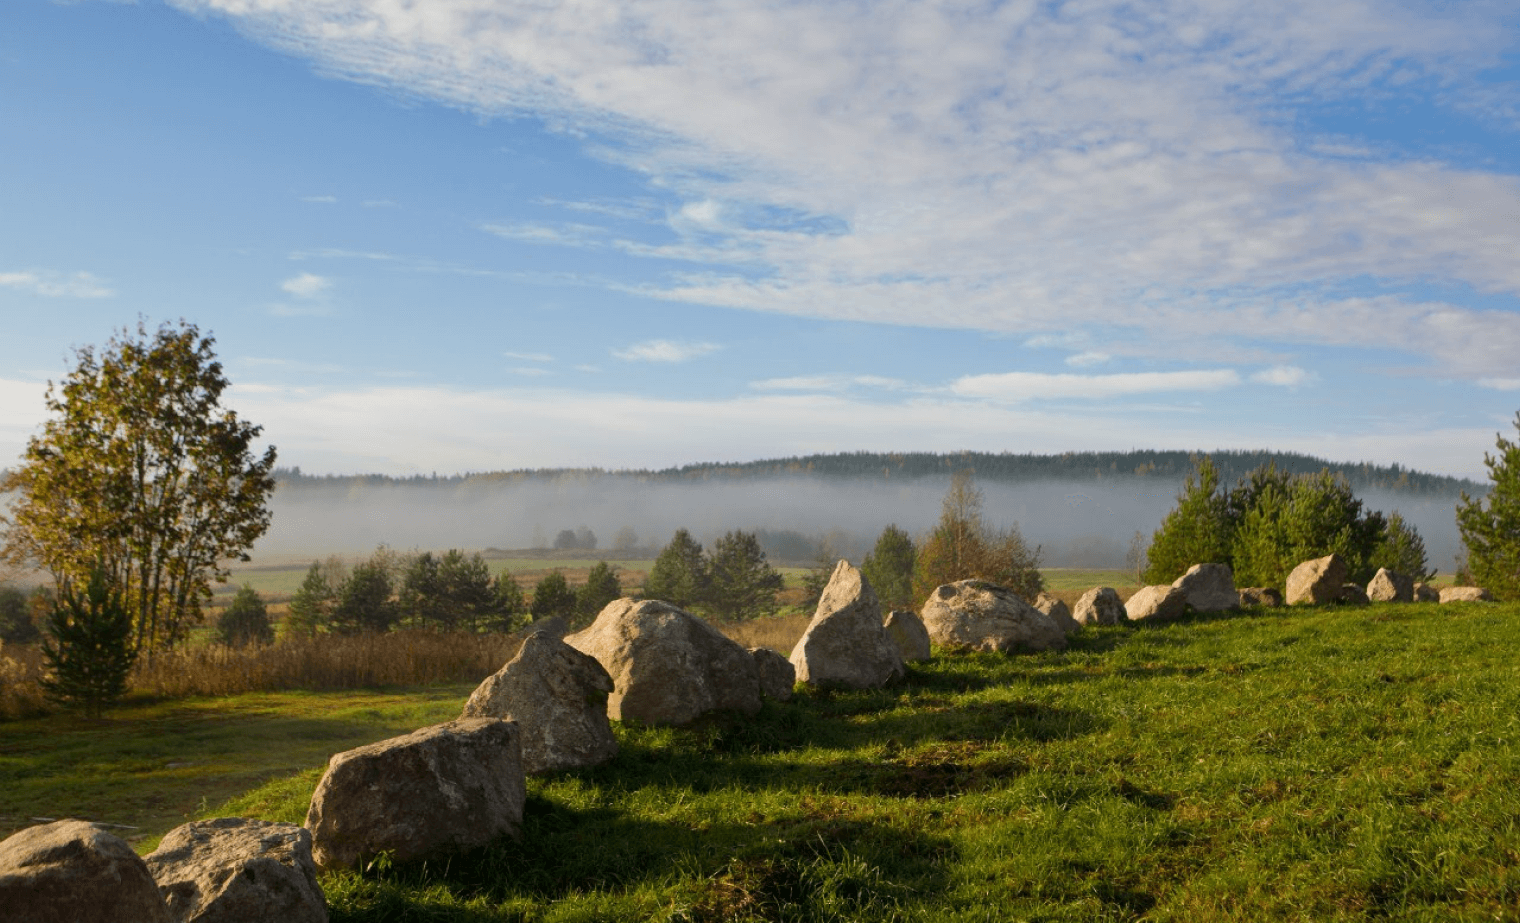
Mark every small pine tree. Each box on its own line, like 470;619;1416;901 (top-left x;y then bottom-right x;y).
40;568;137;718
1141;456;1231;584
644;529;708;607
531;570;578;621
702;530;784;622
286;560;339;638
575;562;622;627
1372;511;1433;581
861;525;916;611
486;572;526;632
331;557;398;634
215;585;273;648
1456;412;1520;601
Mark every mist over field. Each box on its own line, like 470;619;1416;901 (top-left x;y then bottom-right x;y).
252;475;1468;572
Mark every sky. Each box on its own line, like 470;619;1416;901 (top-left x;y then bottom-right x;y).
3;0;1520;479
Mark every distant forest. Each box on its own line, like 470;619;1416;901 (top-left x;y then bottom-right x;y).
273;449;1481;497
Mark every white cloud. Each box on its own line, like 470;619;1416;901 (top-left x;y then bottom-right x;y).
751;374;909;393
0;270;114;298
1478;378;1520;391
481;222;607;247
1251;365;1316;387
281;273;331;298
951;370;1242;402
612;339;721;363
503;351;554;362
301;195;337;203
1065;352;1111;368
175;0;1520;379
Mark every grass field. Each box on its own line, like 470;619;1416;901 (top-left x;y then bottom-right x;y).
5;598;1518;920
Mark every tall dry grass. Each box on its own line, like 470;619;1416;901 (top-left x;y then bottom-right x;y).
0;630;523;719
717;611;813;654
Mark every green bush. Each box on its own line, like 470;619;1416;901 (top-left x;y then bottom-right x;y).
1456;412;1520;600
575;562;622;627
530;571;577;622
215;585;273;648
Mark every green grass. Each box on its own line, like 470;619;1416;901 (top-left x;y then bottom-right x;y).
9;601;1520;919
1041;568;1136;591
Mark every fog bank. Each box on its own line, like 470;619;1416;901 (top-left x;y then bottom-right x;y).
254;475;1466;572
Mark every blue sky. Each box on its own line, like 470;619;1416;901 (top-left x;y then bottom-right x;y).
3;0;1519;478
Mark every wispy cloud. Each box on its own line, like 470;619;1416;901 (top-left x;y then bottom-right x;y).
612;339;721;363
751;374;910;393
281;272;331;298
177;0;1520;381
951;370;1243;402
503;351;554;362
0;270;113;298
481;222;607;247
1065;352;1112;368
300;195;337;204
1251;366;1317;387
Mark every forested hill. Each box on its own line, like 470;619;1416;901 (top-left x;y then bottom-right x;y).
274;449;1481;496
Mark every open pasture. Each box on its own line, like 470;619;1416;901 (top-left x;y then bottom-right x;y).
6;598;1520;920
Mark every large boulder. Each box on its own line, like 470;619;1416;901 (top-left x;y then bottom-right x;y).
1238;587;1284;608
1439;586;1495;603
1125;585;1189;622
305;718;525;872
918;580;1068;653
883;610;932;662
790;561;905;689
1033;592;1079;634
1286;554;1348;605
460;631;618;775
145;818;325;922
749;647;796;701
1170;564;1237;612
0;820;172;922
566;598;761;725
1072;587;1126;626
1366;568;1414;603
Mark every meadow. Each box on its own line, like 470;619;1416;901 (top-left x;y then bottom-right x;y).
4;596;1517;921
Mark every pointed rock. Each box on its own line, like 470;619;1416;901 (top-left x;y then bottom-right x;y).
1366;568;1414;603
883;610;932;662
1286;554;1348;605
790;561;905;689
1072;587;1126;626
1170;563;1237;612
461;631;617;774
1034;592;1079;633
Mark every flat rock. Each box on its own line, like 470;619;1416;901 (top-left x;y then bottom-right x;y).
305;718;525;872
1124;585;1189;622
1366;568;1414;603
1238;587;1283;608
883;610;932;662
1286;554;1348;605
749;647;796;701
1439;586;1495;603
790;561;904;689
145;818;325;922
1170;563;1237;612
918;580;1068;653
1033;592;1079;634
0;820;171;922
460;631;617;774
1072;587;1126;626
566;598;760;725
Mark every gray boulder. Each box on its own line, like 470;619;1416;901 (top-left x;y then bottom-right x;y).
1072;587;1126;626
1439;586;1495;603
790;561;905;689
566;598;761;725
1286;554;1348;605
1413;582;1440;602
460;631;617;774
145;818;325;922
1366;568;1414;603
1238;587;1283;607
749;647;796;701
1124;585;1189;622
1171;563;1238;612
1340;583;1370;605
1033;592;1079;634
305;718;525;872
0;820;171;922
883;610;932;662
919;580;1067;653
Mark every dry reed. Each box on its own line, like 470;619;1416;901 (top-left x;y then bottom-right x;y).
717;611;813;654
